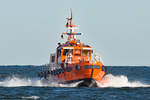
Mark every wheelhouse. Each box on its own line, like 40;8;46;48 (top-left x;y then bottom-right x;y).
60;46;92;63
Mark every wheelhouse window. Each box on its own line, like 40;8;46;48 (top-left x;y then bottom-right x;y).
74;49;81;56
63;49;73;56
82;50;91;56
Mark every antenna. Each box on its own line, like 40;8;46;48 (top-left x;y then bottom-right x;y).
62;9;81;41
70;8;72;20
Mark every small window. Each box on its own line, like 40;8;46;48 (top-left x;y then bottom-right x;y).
63;49;73;56
75;65;80;70
82;50;90;56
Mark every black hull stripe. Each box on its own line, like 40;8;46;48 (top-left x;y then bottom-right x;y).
59;78;94;84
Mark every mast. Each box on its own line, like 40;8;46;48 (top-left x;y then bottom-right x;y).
62;9;81;41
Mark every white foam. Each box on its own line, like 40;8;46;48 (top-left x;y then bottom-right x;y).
0;76;80;87
0;74;149;88
97;74;150;88
22;96;40;99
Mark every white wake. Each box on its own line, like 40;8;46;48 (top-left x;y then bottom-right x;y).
97;74;150;88
22;96;40;99
0;74;149;88
0;76;80;87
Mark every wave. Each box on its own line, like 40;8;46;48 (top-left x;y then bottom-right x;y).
0;74;149;88
97;74;150;88
22;96;40;99
0;76;80;87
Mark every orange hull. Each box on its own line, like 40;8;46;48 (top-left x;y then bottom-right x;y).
40;62;106;87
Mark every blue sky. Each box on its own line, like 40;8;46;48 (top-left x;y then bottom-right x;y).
0;0;150;65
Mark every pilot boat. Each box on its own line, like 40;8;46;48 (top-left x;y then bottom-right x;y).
39;10;106;87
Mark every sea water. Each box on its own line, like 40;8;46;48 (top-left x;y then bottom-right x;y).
0;65;150;100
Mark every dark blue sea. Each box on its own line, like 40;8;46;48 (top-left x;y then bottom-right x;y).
0;65;150;100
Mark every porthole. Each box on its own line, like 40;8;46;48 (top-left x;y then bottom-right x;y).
75;65;80;70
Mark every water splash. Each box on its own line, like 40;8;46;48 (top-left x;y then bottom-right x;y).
97;74;150;88
0;76;80;87
22;96;40;99
0;74;149;88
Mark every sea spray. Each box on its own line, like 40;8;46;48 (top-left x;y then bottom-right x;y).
0;76;81;87
22;96;40;99
0;74;150;88
97;74;150;88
